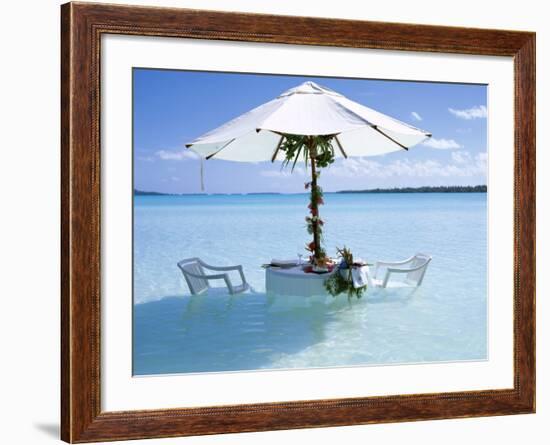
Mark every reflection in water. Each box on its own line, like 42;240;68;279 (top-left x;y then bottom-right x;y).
133;287;452;375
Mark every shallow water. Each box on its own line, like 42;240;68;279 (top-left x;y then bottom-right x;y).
133;193;487;375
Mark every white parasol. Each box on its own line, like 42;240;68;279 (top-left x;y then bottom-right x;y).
185;80;431;264
186;81;431;161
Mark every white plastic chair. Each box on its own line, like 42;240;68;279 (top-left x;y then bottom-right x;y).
177;257;249;295
371;253;432;288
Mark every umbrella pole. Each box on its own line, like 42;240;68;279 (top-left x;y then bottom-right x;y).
308;137;321;263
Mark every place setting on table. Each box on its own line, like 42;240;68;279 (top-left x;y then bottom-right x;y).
262;247;372;299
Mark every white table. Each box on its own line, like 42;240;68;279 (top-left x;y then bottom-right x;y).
265;265;372;297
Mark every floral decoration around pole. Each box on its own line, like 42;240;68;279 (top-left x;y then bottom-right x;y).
278;134;336;267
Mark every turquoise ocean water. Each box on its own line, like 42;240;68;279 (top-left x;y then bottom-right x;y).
133;193;487;375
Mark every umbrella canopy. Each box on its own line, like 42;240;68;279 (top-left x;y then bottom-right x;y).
186;81;431;161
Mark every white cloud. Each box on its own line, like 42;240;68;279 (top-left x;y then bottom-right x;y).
448;105;487;120
156;148;199;161
422;138;462;149
326;152;487;180
260;166;306;178
136;155;155;162
451;151;471;164
260;170;292;178
411;111;422;121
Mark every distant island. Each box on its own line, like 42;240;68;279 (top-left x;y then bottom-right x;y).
135;185;487;196
134;189;174;196
337;185;487;194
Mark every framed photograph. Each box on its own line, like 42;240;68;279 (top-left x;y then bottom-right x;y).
61;2;535;442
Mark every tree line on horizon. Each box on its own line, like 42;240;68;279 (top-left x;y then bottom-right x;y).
337;185;487;194
134;185;487;196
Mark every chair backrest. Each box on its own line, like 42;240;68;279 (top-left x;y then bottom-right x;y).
406;253;432;285
177;258;208;295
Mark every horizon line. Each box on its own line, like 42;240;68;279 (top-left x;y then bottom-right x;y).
134;184;488;196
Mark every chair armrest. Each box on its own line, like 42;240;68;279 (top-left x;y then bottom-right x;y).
375;257;415;268
183;271;230;281
374;261;403;279
387;262;429;274
182;270;236;293
201;263;247;286
381;263;429;287
374;257;415;279
200;262;242;272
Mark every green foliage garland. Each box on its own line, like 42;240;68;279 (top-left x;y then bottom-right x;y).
324;246;367;299
279;135;337;171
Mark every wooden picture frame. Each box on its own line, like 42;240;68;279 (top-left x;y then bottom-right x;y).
61;2;535;442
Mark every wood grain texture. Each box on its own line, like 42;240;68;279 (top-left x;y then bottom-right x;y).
60;2;536;442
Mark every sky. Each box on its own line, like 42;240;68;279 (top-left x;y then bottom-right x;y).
133;69;487;194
